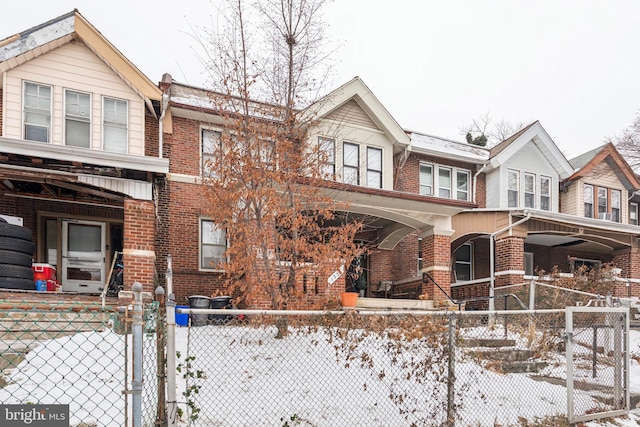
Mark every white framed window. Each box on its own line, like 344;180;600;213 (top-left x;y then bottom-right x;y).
454;243;473;282
456;170;470;201
200;219;227;270
438;167;452;198
524;173;535;209
23;82;52;142
64;90;91;148
419;163;433;196
343;142;359;185
540;176;551;211
202;129;222;178
611;189;621;222
508;169;519;208
597;187;608;219
103;97;128;153
366;147;382;188
630;202;638;225
524;252;534;276
584;184;594;218
318;137;335;180
571;257;601;272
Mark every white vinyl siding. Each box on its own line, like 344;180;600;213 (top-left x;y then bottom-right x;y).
23;82;52;142
5;43;143;154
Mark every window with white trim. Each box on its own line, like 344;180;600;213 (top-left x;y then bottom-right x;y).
419;163;433;196
597;187;607;219
64;90;91;148
540;176;551;211
524;252;534;276
200;219;227;270
584;184;594;218
438;167;452;198
202;129;222;178
508;169;519;208
103;97;128;153
23;82;52;142
456;170;470;201
630;202;638;225
585;184;621;222
343;142;359;185
611;189;621;222
366;147;382;188
524;173;535;209
454;243;472;281
318;137;335;180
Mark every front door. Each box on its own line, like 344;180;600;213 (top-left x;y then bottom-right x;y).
61;220;106;293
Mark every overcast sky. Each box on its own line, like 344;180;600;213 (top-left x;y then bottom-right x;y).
5;1;640;159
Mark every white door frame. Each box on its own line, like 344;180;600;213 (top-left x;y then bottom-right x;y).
61;219;106;293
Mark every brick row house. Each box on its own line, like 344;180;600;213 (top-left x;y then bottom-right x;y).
2;11;640;307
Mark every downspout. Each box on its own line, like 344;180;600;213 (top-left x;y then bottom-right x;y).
393;147;411;189
158;92;169;159
472;162;488;204
489;211;531;311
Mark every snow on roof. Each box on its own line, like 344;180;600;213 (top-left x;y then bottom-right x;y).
0;12;75;62
410;132;490;163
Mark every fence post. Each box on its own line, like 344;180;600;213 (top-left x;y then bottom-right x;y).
132;282;144;427
166;293;178;426
447;313;456;426
529;278;536;310
156;286;167;426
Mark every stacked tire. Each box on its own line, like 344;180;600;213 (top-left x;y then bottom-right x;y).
0;218;35;290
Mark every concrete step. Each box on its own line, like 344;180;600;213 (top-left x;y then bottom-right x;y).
466;348;534;362
458;338;516;348
356;297;434;310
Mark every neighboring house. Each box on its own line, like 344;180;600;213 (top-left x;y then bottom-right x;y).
0;11;168;296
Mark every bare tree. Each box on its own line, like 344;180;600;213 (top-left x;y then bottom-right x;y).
460;113;526;147
198;0;363;317
611;113;640;172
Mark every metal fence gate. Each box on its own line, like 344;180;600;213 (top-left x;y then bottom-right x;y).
566;306;630;423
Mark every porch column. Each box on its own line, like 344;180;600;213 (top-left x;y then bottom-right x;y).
494;236;525;289
612;246;640;298
123;198;156;293
422;233;452;303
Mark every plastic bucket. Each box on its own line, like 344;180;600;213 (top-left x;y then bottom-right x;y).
341;292;358;307
35;280;47;292
175;305;189;326
209;296;233;322
188;295;211;326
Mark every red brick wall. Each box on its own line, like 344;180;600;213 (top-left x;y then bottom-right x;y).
123;199;156;292
422;234;451;301
164;116;203;175
144;109;160;158
495;236;524;287
475;173;486;208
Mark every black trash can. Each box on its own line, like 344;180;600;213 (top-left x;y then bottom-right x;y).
209;296;233;322
188;295;211;326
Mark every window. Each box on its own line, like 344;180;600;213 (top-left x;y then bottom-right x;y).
454;243;472;282
200;219;226;270
540;176;551;211
571;257;601;272
103;97;128;153
524;252;534;276
343;142;359;185
611;189;621;222
456;170;470;201
318;137;335;179
438;167;451;198
202;129;222;178
524;173;535;209
597;187;607;218
584;184;594;218
508;170;519;208
417;238;423;273
65;90;91;148
419;163;433;196
630;202;638;225
366;147;382;188
24;82;52;142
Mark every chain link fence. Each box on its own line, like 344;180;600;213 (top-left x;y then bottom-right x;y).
173;307;636;426
0;293;163;427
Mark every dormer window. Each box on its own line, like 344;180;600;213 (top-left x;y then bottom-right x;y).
584;184;621;222
23;82;51;143
64;90;91;148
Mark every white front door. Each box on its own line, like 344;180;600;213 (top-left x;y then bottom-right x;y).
61;220;106;293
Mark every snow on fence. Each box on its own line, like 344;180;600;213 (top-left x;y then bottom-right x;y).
173;307;637;426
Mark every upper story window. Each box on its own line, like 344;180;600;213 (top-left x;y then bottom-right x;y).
343;142;360;185
630;202;638;225
507;169;519;208
540;176;551;211
524;173;535;208
419;162;471;201
64;90;91;148
584;184;621;222
202;129;222;178
367;147;382;189
23;82;51;143
200;218;227;270
103;97;128;153
318;137;335;180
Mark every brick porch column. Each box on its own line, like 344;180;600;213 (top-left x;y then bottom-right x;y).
494;236;525;288
612;246;640;298
123;198;156;293
422;232;452;302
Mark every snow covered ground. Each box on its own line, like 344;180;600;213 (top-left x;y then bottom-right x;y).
0;321;638;426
